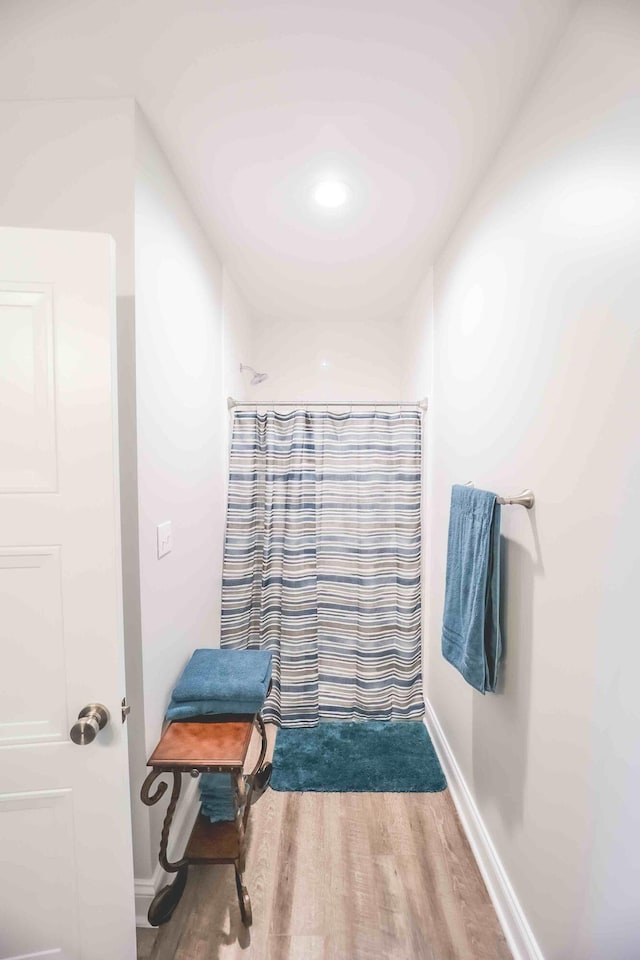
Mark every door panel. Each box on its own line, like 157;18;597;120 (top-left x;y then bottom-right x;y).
0;284;57;492
0;546;67;745
0;228;135;960
0;789;77;959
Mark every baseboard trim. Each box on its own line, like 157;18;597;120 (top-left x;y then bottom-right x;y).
423;699;544;960
134;776;199;928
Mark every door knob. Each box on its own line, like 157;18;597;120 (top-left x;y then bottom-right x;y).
70;703;110;745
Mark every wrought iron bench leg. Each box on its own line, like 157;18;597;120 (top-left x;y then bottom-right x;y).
148;863;189;927
141;769;189;926
235;862;252;927
245;712;272;812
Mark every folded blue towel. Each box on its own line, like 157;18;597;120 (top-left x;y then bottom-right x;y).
200;796;234;807
200;800;236;823
199;772;236;822
165;696;266;720
441;485;502;693
165;649;272;721
199;773;233;797
200;793;235;806
171;649;272;703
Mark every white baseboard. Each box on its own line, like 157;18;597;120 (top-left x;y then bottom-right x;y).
423;699;544;960
134;877;158;929
135;776;200;928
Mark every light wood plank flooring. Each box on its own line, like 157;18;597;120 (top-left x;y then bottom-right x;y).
140;727;511;960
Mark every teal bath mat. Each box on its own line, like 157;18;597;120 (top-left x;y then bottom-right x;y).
270;721;447;793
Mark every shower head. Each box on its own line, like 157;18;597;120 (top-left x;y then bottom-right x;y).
240;363;269;386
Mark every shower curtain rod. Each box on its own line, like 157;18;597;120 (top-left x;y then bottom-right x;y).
227;397;428;410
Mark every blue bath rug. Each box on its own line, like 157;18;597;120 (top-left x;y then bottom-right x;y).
270;721;447;793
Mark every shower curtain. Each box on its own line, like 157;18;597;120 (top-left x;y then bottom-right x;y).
221;409;424;726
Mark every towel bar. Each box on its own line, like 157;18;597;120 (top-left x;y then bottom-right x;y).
465;482;535;509
497;490;535;508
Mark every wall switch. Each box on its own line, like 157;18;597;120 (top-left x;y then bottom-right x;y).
157;521;172;559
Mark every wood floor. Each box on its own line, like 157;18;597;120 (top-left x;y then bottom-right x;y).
139;727;511;960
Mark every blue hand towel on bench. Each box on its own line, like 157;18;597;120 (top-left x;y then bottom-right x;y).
201;805;235;823
165;648;272;720
199;772;236;823
441;485;502;693
199;773;233;796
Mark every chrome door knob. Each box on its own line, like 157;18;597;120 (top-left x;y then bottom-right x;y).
70;703;110;745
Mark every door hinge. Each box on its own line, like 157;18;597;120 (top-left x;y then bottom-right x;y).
121;697;131;724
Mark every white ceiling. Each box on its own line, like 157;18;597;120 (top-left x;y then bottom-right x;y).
0;0;576;325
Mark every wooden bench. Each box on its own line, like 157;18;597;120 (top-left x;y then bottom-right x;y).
140;712;272;927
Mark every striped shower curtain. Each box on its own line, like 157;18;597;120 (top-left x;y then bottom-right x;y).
221;409;424;726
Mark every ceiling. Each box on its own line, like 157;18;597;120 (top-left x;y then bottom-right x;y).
0;0;576;325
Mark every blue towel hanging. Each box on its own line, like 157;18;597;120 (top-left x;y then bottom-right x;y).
441;484;502;693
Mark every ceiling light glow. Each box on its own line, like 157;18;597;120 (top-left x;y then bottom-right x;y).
313;180;349;208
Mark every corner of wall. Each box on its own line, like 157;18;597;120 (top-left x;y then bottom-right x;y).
221;265;257;403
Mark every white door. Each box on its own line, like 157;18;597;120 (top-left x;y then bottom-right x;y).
0;228;136;959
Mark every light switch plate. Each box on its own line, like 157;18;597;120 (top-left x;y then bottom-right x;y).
157;521;172;559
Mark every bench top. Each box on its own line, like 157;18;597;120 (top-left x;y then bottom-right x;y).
147;720;253;772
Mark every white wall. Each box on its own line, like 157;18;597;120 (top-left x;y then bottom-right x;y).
247;316;405;402
401;272;434;405
0;99;135;295
134;106;228;749
409;3;640;957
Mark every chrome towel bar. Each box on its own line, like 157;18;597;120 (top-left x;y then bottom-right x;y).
496;490;535;509
465;482;535;509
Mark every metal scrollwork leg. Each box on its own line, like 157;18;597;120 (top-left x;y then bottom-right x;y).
235;863;252;927
234;770;246;808
140;769;189;926
147;864;189;927
246;712;272;812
